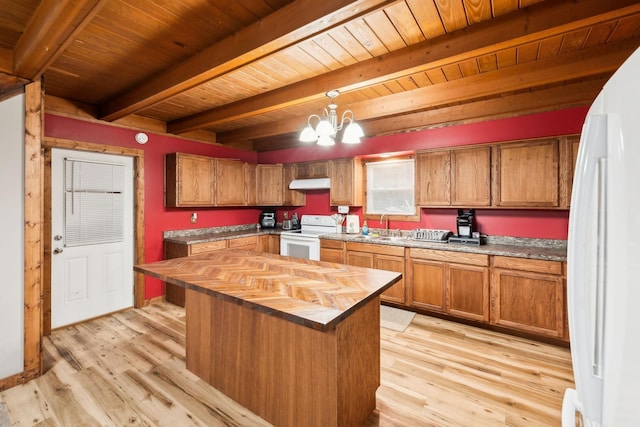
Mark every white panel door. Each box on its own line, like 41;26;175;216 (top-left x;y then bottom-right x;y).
51;149;134;329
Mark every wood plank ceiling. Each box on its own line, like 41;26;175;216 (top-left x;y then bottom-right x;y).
1;0;639;151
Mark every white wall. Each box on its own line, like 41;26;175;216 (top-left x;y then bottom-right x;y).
0;93;25;379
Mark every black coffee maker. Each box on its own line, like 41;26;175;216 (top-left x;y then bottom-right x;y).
259;210;276;229
456;209;475;238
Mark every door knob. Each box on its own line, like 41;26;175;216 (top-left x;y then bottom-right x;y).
53;248;63;254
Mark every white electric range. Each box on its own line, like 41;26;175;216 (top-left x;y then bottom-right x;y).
279;215;337;260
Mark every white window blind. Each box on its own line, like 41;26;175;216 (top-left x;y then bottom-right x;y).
64;158;125;247
366;159;415;215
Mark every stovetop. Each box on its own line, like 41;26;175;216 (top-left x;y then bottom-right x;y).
281;214;337;236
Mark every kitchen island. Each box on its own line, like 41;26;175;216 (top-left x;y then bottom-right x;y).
134;249;401;427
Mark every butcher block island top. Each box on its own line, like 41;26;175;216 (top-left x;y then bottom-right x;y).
134;249;402;427
135;249;401;331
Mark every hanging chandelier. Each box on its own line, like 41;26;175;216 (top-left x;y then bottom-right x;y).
299;90;364;145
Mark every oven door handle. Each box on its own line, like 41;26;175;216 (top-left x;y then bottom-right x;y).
281;235;320;244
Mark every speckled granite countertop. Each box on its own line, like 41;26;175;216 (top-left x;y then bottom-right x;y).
322;233;567;262
164;225;567;262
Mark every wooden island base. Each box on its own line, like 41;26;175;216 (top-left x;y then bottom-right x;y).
185;288;381;427
134;250;400;426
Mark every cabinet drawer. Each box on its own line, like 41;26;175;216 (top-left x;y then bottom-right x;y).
190;240;227;255
409;248;488;267
346;241;404;256
321;239;344;249
492;256;563;275
228;236;258;249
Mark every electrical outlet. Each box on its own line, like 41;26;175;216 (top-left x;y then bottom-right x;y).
190;212;197;223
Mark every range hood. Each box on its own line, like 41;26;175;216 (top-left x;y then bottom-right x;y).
288;178;331;190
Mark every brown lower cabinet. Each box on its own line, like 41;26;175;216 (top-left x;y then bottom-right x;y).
490;256;566;339
407;248;489;322
344;242;405;305
320;238;345;264
259;234;280;254
166;235;567;342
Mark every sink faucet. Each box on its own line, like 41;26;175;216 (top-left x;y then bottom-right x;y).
380;214;389;235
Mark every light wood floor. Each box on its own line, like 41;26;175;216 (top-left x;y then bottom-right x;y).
0;302;574;426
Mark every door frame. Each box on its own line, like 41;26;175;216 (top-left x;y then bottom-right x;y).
43;137;146;335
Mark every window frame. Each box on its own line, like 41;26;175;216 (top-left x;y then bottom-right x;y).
362;155;419;222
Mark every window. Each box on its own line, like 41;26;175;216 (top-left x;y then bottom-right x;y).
365;159;416;216
64;158;125;247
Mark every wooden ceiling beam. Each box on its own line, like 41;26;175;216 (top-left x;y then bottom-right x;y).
99;0;397;122
216;39;634;145
169;0;640;134
361;78;607;137
354;39;637;119
13;0;107;79
249;78;605;152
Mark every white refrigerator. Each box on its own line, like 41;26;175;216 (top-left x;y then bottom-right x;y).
562;47;640;426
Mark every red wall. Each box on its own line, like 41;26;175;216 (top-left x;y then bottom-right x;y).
260;107;588;241
46;115;262;299
45;107;587;299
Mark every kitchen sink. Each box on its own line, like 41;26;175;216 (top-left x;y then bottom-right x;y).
354;235;408;242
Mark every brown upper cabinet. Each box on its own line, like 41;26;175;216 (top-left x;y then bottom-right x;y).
165;153;216;207
493;139;561;208
416;146;491;207
244;162;257;206
256;164;284;206
562;135;581;208
329;158;363;206
295;161;329;179
282;163;306;206
215;158;247;206
416;136;577;210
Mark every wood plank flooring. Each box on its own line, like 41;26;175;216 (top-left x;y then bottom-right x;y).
0;302;574;426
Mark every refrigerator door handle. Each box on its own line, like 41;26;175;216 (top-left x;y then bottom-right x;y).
593;158;607;378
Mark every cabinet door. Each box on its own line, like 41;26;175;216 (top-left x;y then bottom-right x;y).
330;158;363;206
446;264;489;322
296;161;329;179
490;268;564;338
415;150;450;206
408;258;445;312
215;158;246;206
244;163;257;206
259;234;280;254
376;254;405;304
451;146;491;206
493;139;560;207
346;250;374;268
560;135;580;208
165;153;215;207
282;164;305;206
320;239;344;263
256;164;283;205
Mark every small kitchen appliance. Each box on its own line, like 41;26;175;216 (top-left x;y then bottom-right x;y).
455;209;475;238
282;212;292;230
345;215;360;234
259;210;276;229
449;209;484;245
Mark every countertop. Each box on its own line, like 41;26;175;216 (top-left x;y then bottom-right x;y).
134;249;401;331
163;225;567;262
